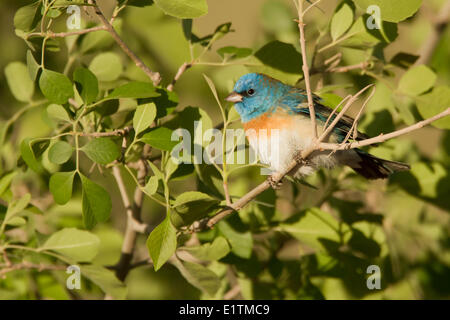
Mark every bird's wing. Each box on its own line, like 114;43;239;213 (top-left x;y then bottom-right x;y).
279;87;369;142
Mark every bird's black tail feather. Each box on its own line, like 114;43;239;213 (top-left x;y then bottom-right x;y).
350;150;410;180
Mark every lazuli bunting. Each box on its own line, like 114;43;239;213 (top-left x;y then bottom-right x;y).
226;73;410;179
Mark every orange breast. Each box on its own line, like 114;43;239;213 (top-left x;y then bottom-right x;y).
243;112;294;137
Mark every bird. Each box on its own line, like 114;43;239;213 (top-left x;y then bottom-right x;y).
225;73;410;183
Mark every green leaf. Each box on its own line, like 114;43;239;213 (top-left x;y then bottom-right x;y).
105;81;159;100
172;259;221;296
20;138;49;173
81;138;120;165
398;65;437;96
171;191;219;227
80;174;112;229
49;171;75;205
261;0;294;34
182;236;230;261
74;67;99;104
39;69;74;104
5;62;34;102
278;208;347;251
143;175;159;196
0;172;17;197
48;141;73;164
154;0;208;19
140;127;177;151
352;0;422;23
4;193;31;225
165;159;179;181
217;46;252;60
341;16;397;48
217;221;253;259
40;228;100;262
133;103;157;135
46;104;71;122
81;265;127;299
80;19;122;53
147;214;177;271
331;2;354;41
27;50;40;82
88;52;123;82
14;2;42;31
416;86;450;129
147;160;164;180
247;40;302;84
172;191;216;207
182;19;192;41
390;52;419;69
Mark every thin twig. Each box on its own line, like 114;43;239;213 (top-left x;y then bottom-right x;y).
319;108;450;151
0;261;66;278
28;26;107;39
88;0;161;86
167;62;192;91
296;0;318;139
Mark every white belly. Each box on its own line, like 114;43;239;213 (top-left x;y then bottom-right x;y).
246;118;340;177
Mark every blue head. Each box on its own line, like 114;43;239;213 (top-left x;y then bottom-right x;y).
226;73;290;123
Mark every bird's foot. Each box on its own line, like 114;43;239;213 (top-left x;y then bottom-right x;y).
294;152;309;166
267;175;283;190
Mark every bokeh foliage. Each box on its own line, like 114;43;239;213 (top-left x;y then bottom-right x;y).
0;0;449;300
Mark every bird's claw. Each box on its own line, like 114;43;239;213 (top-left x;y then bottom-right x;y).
294;152;309;165
267;176;283;190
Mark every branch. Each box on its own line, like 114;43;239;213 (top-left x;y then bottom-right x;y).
167;62;192;91
28;25;107;39
415;0;450;65
319;107;450;151
111;160;148;282
88;0;161;86
296;0;318;139
0;261;66;278
79;126;132;138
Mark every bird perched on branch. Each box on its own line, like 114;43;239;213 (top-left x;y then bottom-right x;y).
226;73;410;182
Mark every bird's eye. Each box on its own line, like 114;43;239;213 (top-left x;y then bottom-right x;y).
247;89;255;96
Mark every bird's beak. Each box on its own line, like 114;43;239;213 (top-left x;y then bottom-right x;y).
225;91;243;103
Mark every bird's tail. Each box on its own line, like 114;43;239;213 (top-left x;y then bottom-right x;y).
349;150;410;179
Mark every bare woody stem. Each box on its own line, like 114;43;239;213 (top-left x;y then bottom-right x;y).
88;0;161;87
415;0;450;65
319;108;450;151
297;0;318;139
167;62;192;91
111;161;148;282
28;26;107;39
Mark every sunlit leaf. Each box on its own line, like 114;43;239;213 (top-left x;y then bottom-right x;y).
39;69;74;104
146;214;177;271
5;62;34;102
49;171;75;205
81;138;120;165
40;228;100;262
154;0;208;19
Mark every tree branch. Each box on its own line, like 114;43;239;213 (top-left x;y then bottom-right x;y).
111;160;148;282
88;0;161;86
297;0;318;139
28;25;107;39
167;62;192;91
0;261;66;278
319;107;450;151
415;0;450;65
